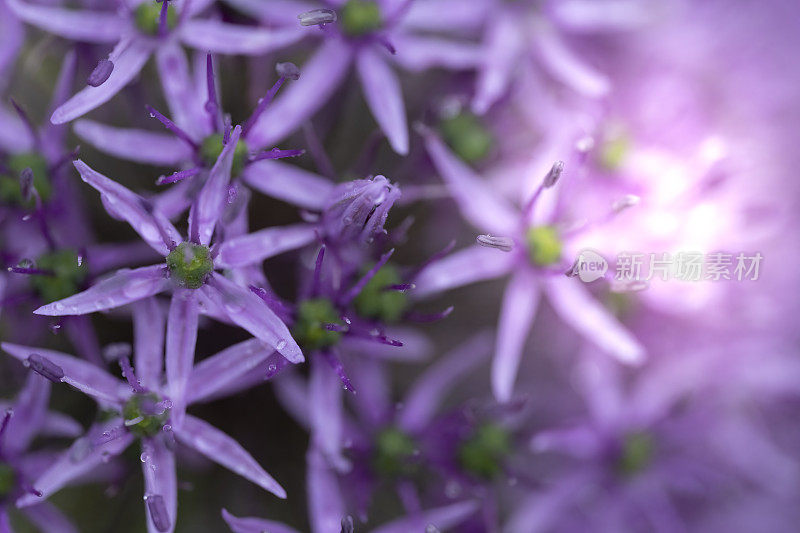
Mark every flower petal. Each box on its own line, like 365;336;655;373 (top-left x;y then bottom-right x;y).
0;0;23;82
241;160;334;210
356;47;409;155
155;42;209;142
473;11;524;114
0;102;33;153
413;245;514;299
173;414;286;498
400;0;487;32
492;269;540;402
215;224;317;269
543;277;645;364
142;437;177;533
419;128;518;234
133;297;166;390
166;290;198;425
180;20;305;55
1;343;128;405
245;38;353;151
221;509;300;533
6;0;124;43
392;34;483;72
73;160;182;255
222;0;316;25
74;121;193;166
33;265;170;317
202;273;303;363
20;501;78;533
306;447;345;533
3;372;49;455
51;39;152;124
309;358;348;471
371;501;479;533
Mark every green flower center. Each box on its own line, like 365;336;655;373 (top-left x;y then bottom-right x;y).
599;131;630;171
134;2;178;36
292;298;342;352
617;432;654;476
458;424;511;479
200;134;249;177
373;427;417;477
166;242;213;289
0;152;51;207
340;0;382;36
353;264;408;323
29;249;88;303
440;112;494;164
123;392;170;438
525;226;562;267
0;462;16;498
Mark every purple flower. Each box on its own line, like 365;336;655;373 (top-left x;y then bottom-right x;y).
7;0;306;124
2;295;289;532
30;129;305;363
0;373;83;532
226;0;483;154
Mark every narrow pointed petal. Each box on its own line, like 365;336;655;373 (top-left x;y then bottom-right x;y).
413;245;514;299
473;12;524;114
20;502;78;533
533;22;610;98
222;0;316;25
180;21;304;55
73;160;181;254
356;47;408;155
241;160;334;210
246;38;353;150
203;273;303;363
1;343;127;405
191;125;241;245
399;331;493;432
0;1;23;82
51;39;152;124
133;297;166;390
3;372;49;454
544;278;645;364
400;0;488;31
16;422;134;507
74;121;193;166
392;34;483;72
0;103;33;153
173;415;286;498
372;501;479;533
492;270;540;402
310;358;348;471
33;265;169;317
40;412;83;439
273;374;310;429
6;0;124;43
155;42;209;142
306;447;345;533
142;438;177;533
216;224;317;269
166;290;198;425
187;339;277;405
222;509;300;533
420;128;518;234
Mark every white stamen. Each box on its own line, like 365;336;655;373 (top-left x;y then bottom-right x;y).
298;8;337;26
612;194;640;212
476;234;514;252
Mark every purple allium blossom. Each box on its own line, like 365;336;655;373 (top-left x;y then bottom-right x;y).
29;128;304;364
0;373;83;532
7;0;306;124
2;295;288;532
225;0;483;154
413;126;644;402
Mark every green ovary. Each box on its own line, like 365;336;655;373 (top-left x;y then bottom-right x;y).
123;393;170;438
341;0;382;36
200;134;249;177
29;249;88;303
617;432;654;476
0;463;15;498
353;264;408;323
0;152;51;206
292;298;342;352
166;242;213;289
134;2;178;35
599;133;630;171
374;427;417;477
440;112;494;164
525;226;562;267
458;424;511;479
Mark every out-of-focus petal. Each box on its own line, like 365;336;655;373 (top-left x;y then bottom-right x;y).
550;0;651;32
39;412;83;439
341;326;432;362
371;501;479;533
413;245;514;298
392;34;483;72
6;0;124;43
0;0;23;83
399;331;493;432
3;372;49;454
273;373;310;429
142;437;177;533
492;269;540;402
51;39;152;124
202;273;303;363
473;11;524;114
180;20;305;55
20;502;78;533
222;0;315;25
73;160;182;255
356;46;409;154
221;509;300;533
246;38;353;150
543;278;645;364
215;224;317;269
33;265;170;317
310;358;348;471
241;160;334;210
74;121;194;166
155;42;210;141
173;414;286;498
400;0;488;32
530;426;604;458
420;127;519;234
0;103;33;153
166;290;198;425
133;297;166;390
306;447;345;533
